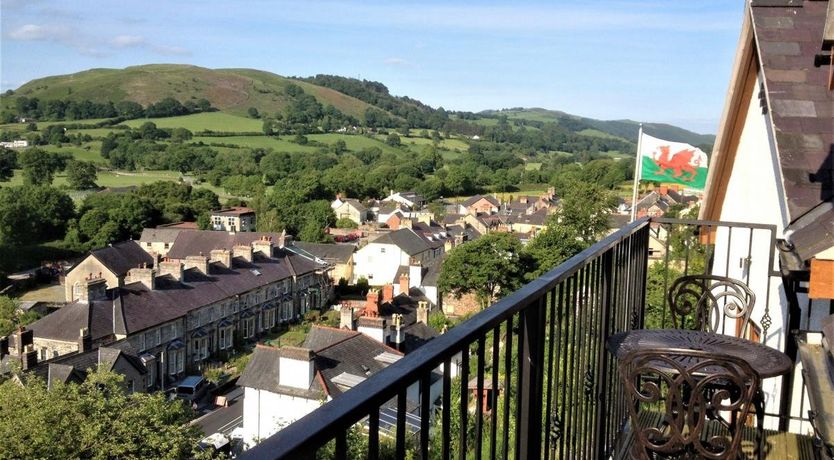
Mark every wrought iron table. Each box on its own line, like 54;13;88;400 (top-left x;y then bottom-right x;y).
606;329;792;379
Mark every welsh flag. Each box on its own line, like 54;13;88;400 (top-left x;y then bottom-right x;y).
638;133;709;190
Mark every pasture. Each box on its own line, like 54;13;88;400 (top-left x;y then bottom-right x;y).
122;112;263;132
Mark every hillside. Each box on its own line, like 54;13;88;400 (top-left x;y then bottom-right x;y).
6;64;378;121
480;108;715;147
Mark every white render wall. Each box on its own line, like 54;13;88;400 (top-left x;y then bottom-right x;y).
242;387;323;449
351;242;409;284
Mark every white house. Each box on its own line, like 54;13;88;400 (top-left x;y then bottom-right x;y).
352;228;444;285
700;0;833;432
382;191;426;210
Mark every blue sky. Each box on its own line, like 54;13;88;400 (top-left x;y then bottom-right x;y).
1;0;744;134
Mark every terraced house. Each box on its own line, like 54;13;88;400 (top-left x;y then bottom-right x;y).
21;231;329;389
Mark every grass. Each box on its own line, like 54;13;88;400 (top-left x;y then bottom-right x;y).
122;112;263;132
402;136;469;151
191;135;319;152
41;144;106;163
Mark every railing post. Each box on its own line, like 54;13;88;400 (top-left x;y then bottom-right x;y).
518;296;547;460
595;249;615;457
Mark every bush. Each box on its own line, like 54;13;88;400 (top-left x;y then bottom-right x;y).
335;217;358;229
304;310;321;323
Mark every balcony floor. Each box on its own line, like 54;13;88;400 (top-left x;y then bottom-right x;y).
613;412;817;460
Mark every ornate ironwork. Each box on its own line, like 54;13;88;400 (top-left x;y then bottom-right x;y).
619;348;760;459
667;275;756;338
584;368;594;399
549;413;563;442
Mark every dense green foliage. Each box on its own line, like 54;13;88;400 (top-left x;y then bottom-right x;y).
0;296;39;337
0;370;206;460
18;148;71;185
66;159;98;189
4;95;213;122
0;185;75;245
0;148;17;181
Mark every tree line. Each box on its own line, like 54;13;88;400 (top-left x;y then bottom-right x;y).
2;95;213;123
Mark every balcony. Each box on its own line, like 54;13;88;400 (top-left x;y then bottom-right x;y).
240;217;823;459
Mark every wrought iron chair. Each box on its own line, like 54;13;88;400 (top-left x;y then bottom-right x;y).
619;348;760;459
667;275;756;340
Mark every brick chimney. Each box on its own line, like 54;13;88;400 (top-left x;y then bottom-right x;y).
233;244;253;263
157;259;183;281
382;284;394;304
659;185;668;196
417;213;431;225
209;249;232;268
417;301;428;325
252;236;274;257
78;327;92;353
400;218;413;229
365;290;380;317
78;274;107;303
399;273;409;296
184;255;209;274
127;265;155;290
340;305;354;330
278;346;315;390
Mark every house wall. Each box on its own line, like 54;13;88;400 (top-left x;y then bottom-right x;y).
242;387;322;448
64;256;121;302
710;71;792;430
33;338;77;360
352;243;407;285
139;240;172;257
112;354;148;393
335;203;364;225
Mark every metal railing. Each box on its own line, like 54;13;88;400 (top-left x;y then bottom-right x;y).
240;216;794;459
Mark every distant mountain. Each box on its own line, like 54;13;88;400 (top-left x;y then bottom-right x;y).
480;108;715;148
5;64;378;121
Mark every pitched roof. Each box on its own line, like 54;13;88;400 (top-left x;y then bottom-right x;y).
89;241;154;277
139;227;184;244
229;346;326;400
462;195;500;208
292;242;355;265
211;207;255;216
27;300;116;343
342;199;367;212
751;1;834;259
372;229;430;256
165;230;283;259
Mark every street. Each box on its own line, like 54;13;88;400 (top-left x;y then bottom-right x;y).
192;386;244;436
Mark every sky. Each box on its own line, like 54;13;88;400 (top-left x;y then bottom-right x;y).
1;0;745;134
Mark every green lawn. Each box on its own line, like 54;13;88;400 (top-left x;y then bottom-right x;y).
122;112;263;132
41;144;106;163
402;136;469;151
66;128;121;138
525;162;542;171
191;135;319;152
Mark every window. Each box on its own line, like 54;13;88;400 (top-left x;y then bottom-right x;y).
242;317;255;339
218;327;233;350
164;242;170;249
380;247;386;254
168;349;183;375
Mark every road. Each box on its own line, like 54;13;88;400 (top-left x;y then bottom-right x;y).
192;386;244;436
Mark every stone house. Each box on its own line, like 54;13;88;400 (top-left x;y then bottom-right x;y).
210;207;256;232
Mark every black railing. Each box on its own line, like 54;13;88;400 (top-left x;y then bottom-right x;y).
240;216;794;459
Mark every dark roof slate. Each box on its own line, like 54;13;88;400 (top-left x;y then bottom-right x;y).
292;242;355;265
90;241;154;277
372;229;430;256
165;230;284;259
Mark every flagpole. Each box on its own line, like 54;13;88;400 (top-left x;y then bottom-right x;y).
630;123;644;222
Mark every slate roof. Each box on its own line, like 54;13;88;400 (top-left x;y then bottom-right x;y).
372;229;430;256
292;242;355;265
751;1;834;258
507;208;549;226
234;346;325;399
166;230;285;259
313;328;402;398
27;300;115;343
88;241;154;277
342;199;367;212
139;228;184;244
211;207;255;216
26;339;144;385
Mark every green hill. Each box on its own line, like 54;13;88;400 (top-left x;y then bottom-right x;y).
6;64;378;121
481;108;715;147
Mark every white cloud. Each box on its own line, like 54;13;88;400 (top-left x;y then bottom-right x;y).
111;35;146;48
7;24;72;41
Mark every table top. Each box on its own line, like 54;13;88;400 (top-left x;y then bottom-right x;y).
606;329;792;379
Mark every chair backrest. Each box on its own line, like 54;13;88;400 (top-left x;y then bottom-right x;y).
667;275;756;338
619;348;760;459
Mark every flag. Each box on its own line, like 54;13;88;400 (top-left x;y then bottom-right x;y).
637;133;709;190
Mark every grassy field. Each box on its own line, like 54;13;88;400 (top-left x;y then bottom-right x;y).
41;144;106;163
402;136;469;151
192;135;320;152
122;112;262;132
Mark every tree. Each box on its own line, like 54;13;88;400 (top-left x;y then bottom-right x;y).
0;296;39;337
65;160;98;190
335;217;358;229
18;148;70;185
522;217;588;279
170;127;193;143
556;181;618;245
0;369;206;460
0;148;17;182
385;132;401;147
247;107;260;118
0;185;75;245
438;233;529;309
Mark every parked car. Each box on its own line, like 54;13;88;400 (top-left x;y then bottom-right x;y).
174;376;209;404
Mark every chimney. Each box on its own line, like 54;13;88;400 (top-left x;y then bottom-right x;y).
391;314;404;347
399;273;409;296
520;196;528;204
78;274;107;303
340;305;354;330
365;290;380;317
547;186;555;199
14;327;33;356
127;265;155;290
157;259;184;281
233;244;253;263
150;251;161;267
417;301;428;325
417;213;431;225
401;218;413;229
357;316;387;343
278;229;287;249
659;185;668;196
21;345;37;370
278;346;315;390
78;327;92;353
409;263;422;289
184;255;209;274
209;249;232;268
252;236;274;257
382;284;394;303
454;234;464;247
